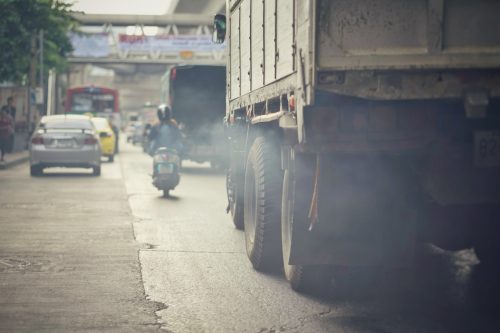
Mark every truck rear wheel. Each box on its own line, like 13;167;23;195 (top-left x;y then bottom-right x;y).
244;137;282;271
282;169;331;292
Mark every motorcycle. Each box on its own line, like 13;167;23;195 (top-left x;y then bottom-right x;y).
152;147;181;197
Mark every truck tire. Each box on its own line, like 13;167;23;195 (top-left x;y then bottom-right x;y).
30;165;43;177
92;166;101;176
226;170;244;230
281;169;331;292
244;137;283;271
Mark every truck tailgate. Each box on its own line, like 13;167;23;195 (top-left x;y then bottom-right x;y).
317;0;500;71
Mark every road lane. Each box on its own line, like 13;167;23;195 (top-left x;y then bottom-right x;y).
120;145;337;332
121;142;500;333
0;157;160;333
1;142;498;332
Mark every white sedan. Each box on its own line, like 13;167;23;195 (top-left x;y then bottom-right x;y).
29;115;101;176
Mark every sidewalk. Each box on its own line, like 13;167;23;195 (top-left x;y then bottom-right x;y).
0;150;29;170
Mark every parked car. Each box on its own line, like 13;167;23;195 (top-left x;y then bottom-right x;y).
91;117;116;162
29;115;101;176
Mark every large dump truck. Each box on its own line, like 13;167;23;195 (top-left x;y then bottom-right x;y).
214;0;500;292
160;65;227;166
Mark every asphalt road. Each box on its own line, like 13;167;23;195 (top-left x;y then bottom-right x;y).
0;150;160;333
0;141;499;332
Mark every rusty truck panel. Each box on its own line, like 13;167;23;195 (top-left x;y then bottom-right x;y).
228;0;302;105
250;0;264;90
263;0;277;85
317;0;500;71
240;0;252;95
229;7;240;99
276;0;295;80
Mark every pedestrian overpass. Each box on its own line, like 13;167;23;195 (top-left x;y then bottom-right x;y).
69;13;225;66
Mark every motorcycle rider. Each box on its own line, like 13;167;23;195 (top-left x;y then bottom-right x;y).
149;105;183;155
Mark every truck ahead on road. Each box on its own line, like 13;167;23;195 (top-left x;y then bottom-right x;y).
160;65;227;167
214;0;500;293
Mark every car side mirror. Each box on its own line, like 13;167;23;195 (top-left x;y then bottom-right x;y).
213;14;226;44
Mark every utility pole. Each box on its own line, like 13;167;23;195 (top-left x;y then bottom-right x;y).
47;70;55;115
27;35;37;138
39;30;45;115
55;73;60;114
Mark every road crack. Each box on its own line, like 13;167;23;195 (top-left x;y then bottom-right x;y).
119;159;165;331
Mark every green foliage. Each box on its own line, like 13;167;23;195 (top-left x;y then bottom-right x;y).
0;0;78;84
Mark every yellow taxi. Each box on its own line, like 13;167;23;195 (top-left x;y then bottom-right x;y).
91;117;116;162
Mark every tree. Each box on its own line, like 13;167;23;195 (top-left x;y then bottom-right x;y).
0;0;77;84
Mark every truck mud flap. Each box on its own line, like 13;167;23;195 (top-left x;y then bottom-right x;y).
287;153;417;267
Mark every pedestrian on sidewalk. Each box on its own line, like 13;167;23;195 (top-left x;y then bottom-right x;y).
1;97;17;119
0;110;14;162
1;97;16;153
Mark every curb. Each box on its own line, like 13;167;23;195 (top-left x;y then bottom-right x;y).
0;153;29;170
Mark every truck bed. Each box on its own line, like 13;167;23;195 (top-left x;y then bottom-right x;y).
227;0;500;107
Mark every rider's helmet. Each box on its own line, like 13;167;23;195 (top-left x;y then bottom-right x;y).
157;104;172;123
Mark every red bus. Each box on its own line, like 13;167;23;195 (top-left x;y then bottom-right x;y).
65;86;120;127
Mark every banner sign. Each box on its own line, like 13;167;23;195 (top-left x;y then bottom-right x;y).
70;33;225;58
118;34;225;53
70;33;110;57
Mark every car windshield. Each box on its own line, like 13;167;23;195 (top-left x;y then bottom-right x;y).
91;118;109;131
